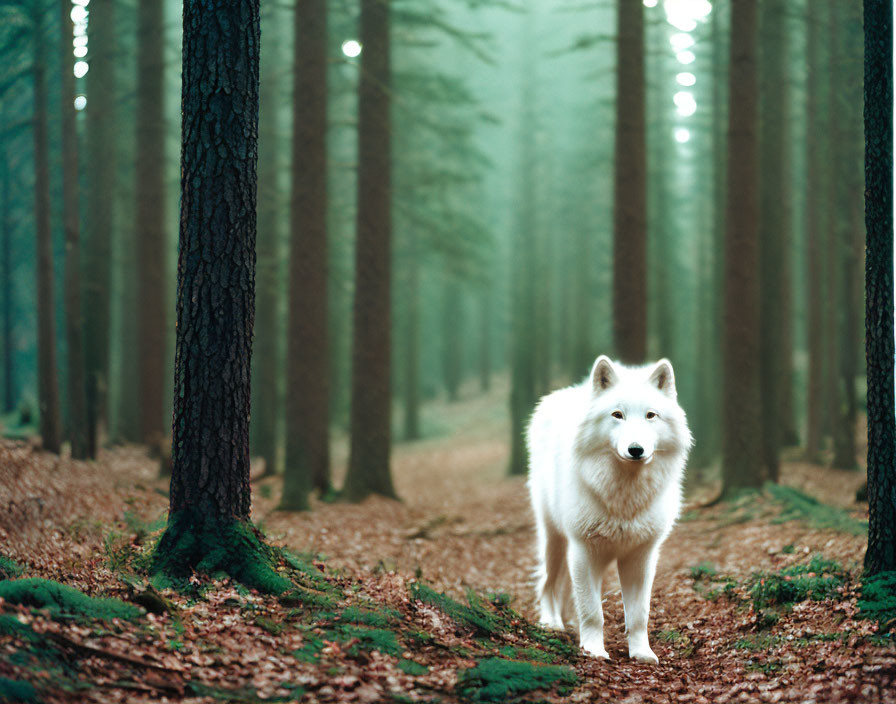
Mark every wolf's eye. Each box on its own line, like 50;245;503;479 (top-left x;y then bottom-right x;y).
646;411;657;419
611;411;624;420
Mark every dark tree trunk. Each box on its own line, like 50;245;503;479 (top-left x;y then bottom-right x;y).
863;0;895;576
569;222;591;379
249;5;284;481
722;0;764;492
757;0;790;482
166;0;260;524
612;0;647;365
535;222;552;395
442;274;462;402
135;0;168;446
32;10;61;454
60;0;89;460
84;0;115;457
403;243;420;441
804;5;826;463
344;0;396;500
478;284;491;392
1;128;13;413
282;0;330;510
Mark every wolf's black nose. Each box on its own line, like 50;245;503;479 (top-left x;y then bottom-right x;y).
628;444;644;459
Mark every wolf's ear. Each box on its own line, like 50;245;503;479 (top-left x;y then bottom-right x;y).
648;359;676;398
590;356;618;392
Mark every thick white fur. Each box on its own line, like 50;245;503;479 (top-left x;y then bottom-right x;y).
527;356;692;664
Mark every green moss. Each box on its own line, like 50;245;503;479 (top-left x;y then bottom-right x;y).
410;583;501;636
336;624;402;656
0;615;37;641
498;645;556;663
0;578;142;621
149;513;292;595
339;605;401;628
456;657;577;702
733;634;781;651
0;555;24;580
749;555;846;609
397;658;429;675
689;561;718;581
293;631;326;663
858;571;896;630
0;677;37;703
765;483;868;535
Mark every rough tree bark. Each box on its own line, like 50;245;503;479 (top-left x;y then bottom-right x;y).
84;0;115;457
862;0;895;577
60;0;89;459
32;7;61;454
282;0;331;509
722;0;764;492
135;0;168;447
152;0;289;594
344;0;397;500
612;0;647;365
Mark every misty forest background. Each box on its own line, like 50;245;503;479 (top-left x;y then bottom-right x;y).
0;0;870;507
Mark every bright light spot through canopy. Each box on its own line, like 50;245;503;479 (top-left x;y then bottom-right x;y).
342;39;362;58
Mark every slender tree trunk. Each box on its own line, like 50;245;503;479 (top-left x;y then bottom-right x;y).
282;0;330;509
135;0;168;446
804;5;826;463
478;284;491;392
612;0;647;364
442;274;462;401
403;244;420;440
1;130;13;413
60;0;89;459
344;0;396;500
33;10;61;454
84;0;115;457
722;0;764;492
569;222;591;379
251;5;284;479
757;0;790;482
863;0;895;576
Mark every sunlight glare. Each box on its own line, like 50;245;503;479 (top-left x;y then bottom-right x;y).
73;61;89;78
74;35;87;47
670;33;694;53
674;127;690;143
73;45;87;58
342;40;362;58
665;0;712;32
72;0;89;5
676;50;696;65
74;95;87;111
676;72;696;86
674;91;697;116
643;0;658;6
70;5;87;23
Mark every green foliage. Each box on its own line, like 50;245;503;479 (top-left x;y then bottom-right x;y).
0;615;35;641
0;578;143;621
338;625;403;656
765;483;868;536
149;513;293;595
0;677;37;703
748;555;846;609
858;571;896;631
498;645;556;663
456;657;577;702
0;555;24;580
339;606;401;628
410;582;500;636
397;658;429;675
689;561;718;580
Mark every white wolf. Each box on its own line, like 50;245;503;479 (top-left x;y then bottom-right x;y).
527;356;692;664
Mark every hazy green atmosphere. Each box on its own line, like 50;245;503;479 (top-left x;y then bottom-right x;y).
0;0;893;702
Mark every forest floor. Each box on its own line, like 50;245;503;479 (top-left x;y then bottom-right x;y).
1;381;894;703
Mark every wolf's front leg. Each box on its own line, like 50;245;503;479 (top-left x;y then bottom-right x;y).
568;539;612;659
618;543;660;664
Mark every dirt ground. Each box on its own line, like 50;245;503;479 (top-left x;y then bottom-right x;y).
0;381;893;703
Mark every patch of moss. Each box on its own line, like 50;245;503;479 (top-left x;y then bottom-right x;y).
149;513;293;595
397;658;429;675
337;624;403;656
765;483;867;536
282;551;332;590
689;562;718;581
339;605;401;628
0;615;37;641
498;645;556;664
749;555;846;609
0;578;142;621
858;571;896;631
734;634;781;651
293;631;326;663
456;657;577;702
0;555;24;580
0;677;37;703
410;583;501;636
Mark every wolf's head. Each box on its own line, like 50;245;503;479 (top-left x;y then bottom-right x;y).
577;356;692;465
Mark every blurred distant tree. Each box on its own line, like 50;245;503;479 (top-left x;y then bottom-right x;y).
59;0;88;459
863;0;894;577
442;275;462;401
402;236;421;440
282;0;330;510
135;0;168;447
154;0;266;577
344;0;397;501
84;0;115;456
478;286;491;392
250;3;285;482
612;0;647;365
722;0;764;492
0;118;12;414
804;5;826;463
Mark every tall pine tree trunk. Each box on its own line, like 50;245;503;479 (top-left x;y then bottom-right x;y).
1;124;13;413
863;0;895;576
282;0;330;509
478;284;491;392
251;5;284;479
612;0;647;364
84;0;115;456
60;0;89;459
344;0;396;500
442;274;462;401
403;242;420;440
722;0;764;492
32;9;61;454
135;0;168;446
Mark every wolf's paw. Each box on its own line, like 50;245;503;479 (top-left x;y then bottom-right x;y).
628;646;659;665
538;614;564;631
580;637;610;660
